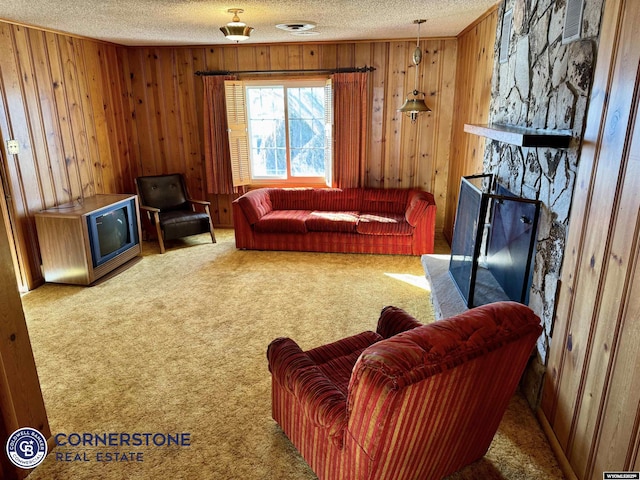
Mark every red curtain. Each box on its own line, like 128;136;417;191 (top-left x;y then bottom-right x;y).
332;72;369;188
203;75;236;194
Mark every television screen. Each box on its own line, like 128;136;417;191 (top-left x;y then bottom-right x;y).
95;207;130;257
87;198;139;268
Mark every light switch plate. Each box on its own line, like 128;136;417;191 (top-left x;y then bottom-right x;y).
6;140;19;155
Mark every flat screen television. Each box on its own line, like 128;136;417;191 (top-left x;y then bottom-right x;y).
87;198;139;268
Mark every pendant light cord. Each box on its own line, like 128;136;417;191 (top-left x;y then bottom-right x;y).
412;20;425;94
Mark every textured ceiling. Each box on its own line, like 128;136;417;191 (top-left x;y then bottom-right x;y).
0;0;499;46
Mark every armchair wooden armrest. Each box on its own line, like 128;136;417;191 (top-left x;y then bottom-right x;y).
187;198;211;206
139;204;161;214
137;204;162;249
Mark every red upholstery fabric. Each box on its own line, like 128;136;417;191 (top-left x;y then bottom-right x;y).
252;231;414;255
306;211;359;233
269;188;364;211
233;187;436;255
376;305;424;338
356;213;413;236
362;188;409;213
267;302;542;480
269;188;316;210
405;190;434;227
253;210;311;234
236;188;273;225
311;188;362;211
267;331;381;445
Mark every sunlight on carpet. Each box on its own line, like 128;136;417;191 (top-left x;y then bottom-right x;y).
384;272;432;291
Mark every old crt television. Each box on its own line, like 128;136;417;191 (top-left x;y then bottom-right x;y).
87;198;139;268
35;194;142;285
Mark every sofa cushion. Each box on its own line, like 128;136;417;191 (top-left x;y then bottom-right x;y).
254;210;311;234
159;211;211;241
269;188;363;212
305;330;382;396
356;213;413;236
405;190;432;227
311;188;362;211
316;350;367;395
362;189;410;214
269;188;315;210
306;211;359;233
237;188;273;225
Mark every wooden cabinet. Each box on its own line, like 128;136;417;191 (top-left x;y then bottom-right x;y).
34;194;142;285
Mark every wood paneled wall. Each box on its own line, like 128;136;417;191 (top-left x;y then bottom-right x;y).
117;39;458;228
0;23;461;290
443;7;498;242
540;0;640;478
0;199;49;480
0;23;131;290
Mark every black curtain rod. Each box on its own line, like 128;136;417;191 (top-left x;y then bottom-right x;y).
194;65;375;76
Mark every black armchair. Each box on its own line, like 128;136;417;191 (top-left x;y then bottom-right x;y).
135;174;216;253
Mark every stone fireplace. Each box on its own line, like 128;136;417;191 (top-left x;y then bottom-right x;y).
478;0;605;406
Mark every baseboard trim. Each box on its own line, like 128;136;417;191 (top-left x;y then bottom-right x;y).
536;407;578;480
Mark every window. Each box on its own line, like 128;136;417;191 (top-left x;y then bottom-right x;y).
225;79;332;187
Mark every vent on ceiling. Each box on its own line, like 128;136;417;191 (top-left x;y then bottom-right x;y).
275;22;316;32
499;9;513;64
562;0;584;44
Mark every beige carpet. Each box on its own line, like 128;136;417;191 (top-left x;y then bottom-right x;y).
21;229;564;480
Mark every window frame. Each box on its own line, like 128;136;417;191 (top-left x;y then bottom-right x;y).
225;77;333;188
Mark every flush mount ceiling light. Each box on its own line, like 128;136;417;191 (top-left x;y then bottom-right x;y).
220;8;254;42
398;19;431;123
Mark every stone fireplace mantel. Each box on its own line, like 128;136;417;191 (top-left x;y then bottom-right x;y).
464;123;573;148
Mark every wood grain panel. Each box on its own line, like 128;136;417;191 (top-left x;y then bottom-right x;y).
366;42;388;188
443;7;498;242
0;22;131;290
301;44;320;70
82;41;111;193
414;40;438;193
540;0;640;478
432;39;457;231
545;0;637;455
589;150;640;476
0;200;49;480
25;30;69;204
0;24;53;289
383;41;408;188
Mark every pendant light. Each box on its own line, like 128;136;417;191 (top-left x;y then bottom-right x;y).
398;19;431;123
220;8;254;42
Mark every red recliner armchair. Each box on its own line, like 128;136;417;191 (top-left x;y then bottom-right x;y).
267;301;542;480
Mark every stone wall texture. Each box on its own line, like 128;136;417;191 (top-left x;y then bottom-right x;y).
485;0;605;404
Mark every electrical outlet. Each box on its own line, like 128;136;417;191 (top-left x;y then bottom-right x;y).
6;140;19;155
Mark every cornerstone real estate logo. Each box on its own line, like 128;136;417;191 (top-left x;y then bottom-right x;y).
54;431;192;463
6;427;48;469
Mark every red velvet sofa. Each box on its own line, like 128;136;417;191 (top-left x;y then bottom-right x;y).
232;187;436;255
267;301;542;480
